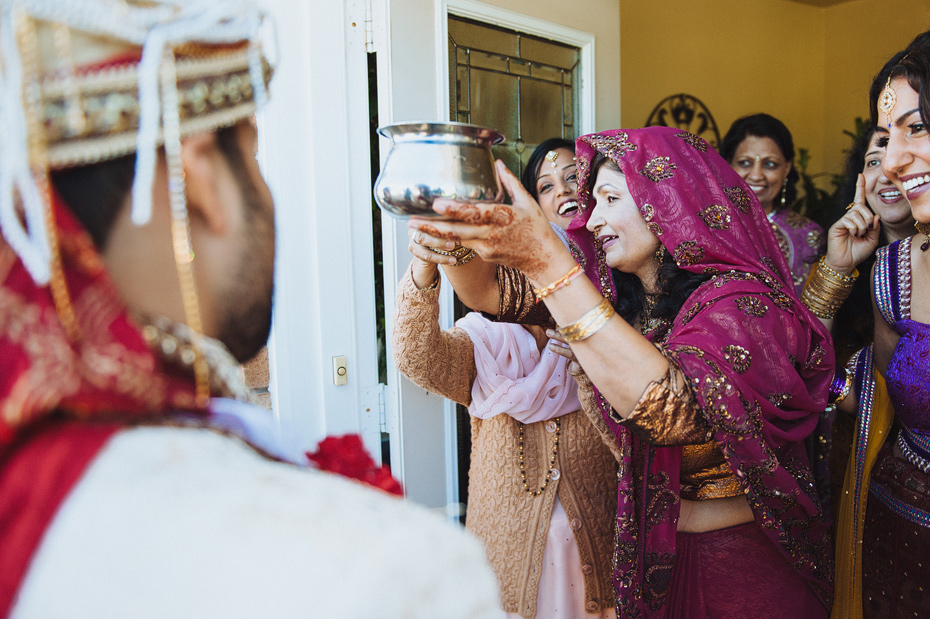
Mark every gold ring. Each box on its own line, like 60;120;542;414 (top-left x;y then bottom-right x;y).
845;202;856;211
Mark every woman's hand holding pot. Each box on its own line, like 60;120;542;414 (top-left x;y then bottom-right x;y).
408;160;567;283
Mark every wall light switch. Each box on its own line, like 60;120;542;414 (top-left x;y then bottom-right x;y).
332;355;348;386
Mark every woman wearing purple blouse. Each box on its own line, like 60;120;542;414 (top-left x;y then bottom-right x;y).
720;114;825;295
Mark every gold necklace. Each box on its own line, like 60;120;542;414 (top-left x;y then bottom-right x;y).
518;418;561;496
640;293;663;336
137;314;252;402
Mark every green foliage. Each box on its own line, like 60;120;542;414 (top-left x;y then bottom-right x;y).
792;117;871;230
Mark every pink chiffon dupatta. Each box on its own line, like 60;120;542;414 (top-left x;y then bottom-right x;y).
457;314;580;423
568;127;834;616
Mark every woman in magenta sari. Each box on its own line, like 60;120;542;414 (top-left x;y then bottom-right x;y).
410;126;834;617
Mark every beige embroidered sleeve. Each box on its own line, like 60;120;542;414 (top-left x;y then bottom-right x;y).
392;266;477;407
575;373;626;463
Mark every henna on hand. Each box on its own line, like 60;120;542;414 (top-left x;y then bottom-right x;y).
442;202;516;226
484;218;550;279
418;224;461;244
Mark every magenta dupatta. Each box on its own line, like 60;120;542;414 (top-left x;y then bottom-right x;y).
568;127;834;616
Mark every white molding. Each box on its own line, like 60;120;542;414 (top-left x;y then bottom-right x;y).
447;0;593;45
257;0;381;459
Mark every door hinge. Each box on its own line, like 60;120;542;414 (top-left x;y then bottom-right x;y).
364;1;375;53
377;382;387;433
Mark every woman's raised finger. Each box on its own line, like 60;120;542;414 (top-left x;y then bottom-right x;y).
842;209;871;237
853;173;866;208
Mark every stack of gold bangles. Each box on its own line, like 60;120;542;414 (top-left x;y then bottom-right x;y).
428;244;476;266
800;257;858;320
559;298;616;343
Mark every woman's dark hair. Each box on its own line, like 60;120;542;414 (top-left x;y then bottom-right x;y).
718;113;799;207
521;137;575;200
585;153;711;328
869;31;930;131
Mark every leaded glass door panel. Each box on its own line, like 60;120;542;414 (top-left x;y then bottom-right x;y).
449;16;580;177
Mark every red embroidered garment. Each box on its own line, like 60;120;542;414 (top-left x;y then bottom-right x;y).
0;193;202;616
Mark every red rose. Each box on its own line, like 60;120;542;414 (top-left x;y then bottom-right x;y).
306;434;403;497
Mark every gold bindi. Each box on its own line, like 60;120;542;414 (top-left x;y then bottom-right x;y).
545;150;559;167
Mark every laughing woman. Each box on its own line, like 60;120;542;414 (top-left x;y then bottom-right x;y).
411;127;833;618
720;114;825;295
394;139;618;619
831;32;930;619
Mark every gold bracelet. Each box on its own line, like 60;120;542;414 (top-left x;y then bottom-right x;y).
559;298;615;343
817;256;858;284
534;265;582;299
417;274;440;292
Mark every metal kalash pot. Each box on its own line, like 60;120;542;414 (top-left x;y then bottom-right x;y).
374;121;505;218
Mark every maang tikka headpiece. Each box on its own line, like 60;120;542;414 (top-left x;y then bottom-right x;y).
545;150;559;167
879;50;913;128
0;0;274;406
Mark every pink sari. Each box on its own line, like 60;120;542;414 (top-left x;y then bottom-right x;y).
569;128;834;617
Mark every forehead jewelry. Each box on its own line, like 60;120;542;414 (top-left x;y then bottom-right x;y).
545;150;559;167
880;51;913;128
879;77;898;129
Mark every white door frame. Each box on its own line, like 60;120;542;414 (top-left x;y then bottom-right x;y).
258;0;382;459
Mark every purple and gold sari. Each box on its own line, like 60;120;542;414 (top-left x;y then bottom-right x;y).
569;127;834;617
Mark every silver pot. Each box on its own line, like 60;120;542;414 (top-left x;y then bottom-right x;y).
374;121;505;218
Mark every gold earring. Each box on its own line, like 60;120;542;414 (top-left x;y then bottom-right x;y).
780;177;788;207
916;221;930;252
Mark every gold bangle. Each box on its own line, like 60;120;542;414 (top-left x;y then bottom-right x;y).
559;298;615;343
800;259;857;319
817;256;858;284
534;265;582;299
418;274;440;292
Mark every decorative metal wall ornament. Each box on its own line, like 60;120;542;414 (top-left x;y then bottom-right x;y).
645;94;720;148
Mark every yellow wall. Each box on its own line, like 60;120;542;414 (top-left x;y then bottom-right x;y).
823;0;930;174
621;0;828;174
620;0;930;181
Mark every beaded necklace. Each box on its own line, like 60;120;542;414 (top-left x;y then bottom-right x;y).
518;418;561;496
